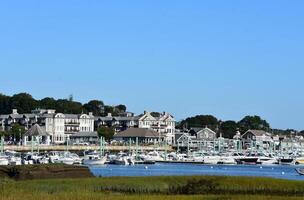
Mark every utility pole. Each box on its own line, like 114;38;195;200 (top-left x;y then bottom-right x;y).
31;136;34;154
129;138;132;156
135;137;138;161
36;136;40;154
19;128;21;146
164;139;167;161
100;136;104;157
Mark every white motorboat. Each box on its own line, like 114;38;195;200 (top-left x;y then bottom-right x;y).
113;156;129;165
54;156;74;165
235;153;259;165
39;156;50;164
53;152;75;165
0;155;9;166
218;155;237;165
83;154;107;165
5;151;22;165
176;153;192;162
253;152;278;165
8;156;22;165
127;156;135;165
48;151;60;163
70;153;82;164
204;156;221;164
23;152;42;164
203;153;221;165
22;159;33;165
258;156;278;165
191;152;204;162
142;151;164;162
110;152;134;165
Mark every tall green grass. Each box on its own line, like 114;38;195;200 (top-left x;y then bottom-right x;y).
0;176;303;200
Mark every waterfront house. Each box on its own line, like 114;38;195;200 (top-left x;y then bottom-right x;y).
137;111;176;145
113;127;164;144
69;131;99;144
241;129;273;149
94;113;136;133
0;109;95;144
1;109;176;145
196;127;217;141
176;132;196;148
95;111;176;145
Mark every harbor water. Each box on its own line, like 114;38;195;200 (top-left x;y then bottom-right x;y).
90;163;304;181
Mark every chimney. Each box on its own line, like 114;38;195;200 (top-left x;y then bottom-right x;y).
107;113;112;117
12;109;18;115
89;112;93;116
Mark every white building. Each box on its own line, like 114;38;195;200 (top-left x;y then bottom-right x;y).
196;127;217;141
96;111;176;145
0;109;95;144
43;112;95;144
137;111;176;144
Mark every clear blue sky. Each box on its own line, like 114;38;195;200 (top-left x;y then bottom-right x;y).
0;1;304;130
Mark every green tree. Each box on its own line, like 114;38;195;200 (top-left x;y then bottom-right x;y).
0;130;6;137
238;115;270;133
179;115;219;131
115;104;127;112
0;93;11;114
83;100;104;116
55;99;83;114
10;93;38;113
97;126;115;141
220;120;238;139
103;106;116;116
39;97;57;109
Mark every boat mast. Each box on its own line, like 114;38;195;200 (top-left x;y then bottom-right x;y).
0;135;4;154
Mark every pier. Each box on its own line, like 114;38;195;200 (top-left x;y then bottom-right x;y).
2;144;170;152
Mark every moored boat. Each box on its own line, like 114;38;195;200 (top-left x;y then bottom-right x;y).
0;155;9;166
279;158;294;165
295;157;304;165
83;154;107;165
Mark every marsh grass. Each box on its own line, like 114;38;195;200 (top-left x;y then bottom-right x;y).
0;176;303;200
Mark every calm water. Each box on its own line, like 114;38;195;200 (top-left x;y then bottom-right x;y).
89;163;304;181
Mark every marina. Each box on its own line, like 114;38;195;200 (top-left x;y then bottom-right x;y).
1;146;304;181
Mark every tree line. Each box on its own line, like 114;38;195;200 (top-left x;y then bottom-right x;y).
177;115;304;139
0;93;127;116
1;92;303;140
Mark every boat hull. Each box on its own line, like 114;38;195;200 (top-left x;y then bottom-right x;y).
236;158;258;165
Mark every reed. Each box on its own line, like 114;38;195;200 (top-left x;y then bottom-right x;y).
0;176;303;200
